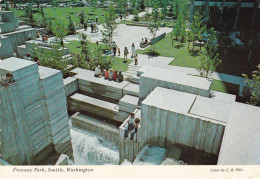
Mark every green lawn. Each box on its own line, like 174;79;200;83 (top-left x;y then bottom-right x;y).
137;33;259;77
110;57;133;72
136;33;203;69
11;7;107;26
64;40;107;54
211;79;239;95
65;40;132;72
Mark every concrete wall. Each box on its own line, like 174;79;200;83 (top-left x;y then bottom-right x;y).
0;58;73;165
0;84;35;164
139;102;225;155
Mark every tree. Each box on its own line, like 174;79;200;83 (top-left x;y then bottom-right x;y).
92;41;111;70
78;33;92;62
31;44;70;77
68;15;76;35
237;26;259;61
218;31;233;55
80;11;85;25
242;64;260;106
101;6;118;61
25;4;35;27
173;5;186;46
52;20;69;47
147;3;160;52
190;11;205;51
197;28;221;78
46;20;53;35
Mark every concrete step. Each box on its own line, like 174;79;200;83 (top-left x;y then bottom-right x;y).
130;75;140;85
71;112;119;145
16;25;32;31
17;44;28;58
119;95;141;113
123;83;139;97
124;70;137;75
68;93;130;124
128;65;141;69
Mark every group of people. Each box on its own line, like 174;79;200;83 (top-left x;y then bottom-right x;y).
124;113;140;141
111;42;138;65
0;72;14;88
140;38;149;45
84;22;99;33
84;16;99;33
94;65;124;82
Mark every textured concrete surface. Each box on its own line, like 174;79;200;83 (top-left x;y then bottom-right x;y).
189;96;231;123
142;87;196;114
218;102;260;165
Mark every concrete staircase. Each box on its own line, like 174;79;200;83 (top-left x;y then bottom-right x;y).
123;64;142;84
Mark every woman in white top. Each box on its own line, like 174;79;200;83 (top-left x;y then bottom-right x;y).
94;65;101;77
131;43;135;58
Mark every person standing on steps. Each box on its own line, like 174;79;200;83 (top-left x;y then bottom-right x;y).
134;54;138;65
124;47;129;63
131;43;135;58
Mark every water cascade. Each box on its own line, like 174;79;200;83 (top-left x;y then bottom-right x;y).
70;129;119;165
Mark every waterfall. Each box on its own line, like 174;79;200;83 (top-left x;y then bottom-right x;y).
70;129;119;165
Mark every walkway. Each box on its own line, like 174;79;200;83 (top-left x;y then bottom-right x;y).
123;54;246;96
48;9;246;96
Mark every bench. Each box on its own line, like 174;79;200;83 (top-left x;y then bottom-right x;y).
150;32;166;45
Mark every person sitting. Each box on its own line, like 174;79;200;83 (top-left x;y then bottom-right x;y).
24;53;31;61
109;69;113;81
33;57;40;66
124;113;136;138
117;71;123;82
0;72;14;88
145;38;148;44
104;68;109;79
129;118;141;141
113;71;118;81
28;33;32;40
141;38;145;45
13;51;17;57
94;65;101;77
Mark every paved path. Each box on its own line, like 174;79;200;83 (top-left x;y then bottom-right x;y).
123;54;246;96
48;13;246;95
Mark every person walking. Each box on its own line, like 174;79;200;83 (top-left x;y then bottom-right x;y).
84;22;88;31
134;54;138;65
131;43;135;58
124;47;129;63
96;16;98;24
91;22;94;33
112;42;117;56
118;48;121;56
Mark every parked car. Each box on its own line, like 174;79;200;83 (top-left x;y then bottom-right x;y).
58;3;66;7
70;2;85;7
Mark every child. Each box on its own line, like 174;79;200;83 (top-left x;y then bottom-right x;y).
118;48;120;56
134;54;138;65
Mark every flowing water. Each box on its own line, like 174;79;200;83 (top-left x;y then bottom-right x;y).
70;128;119;165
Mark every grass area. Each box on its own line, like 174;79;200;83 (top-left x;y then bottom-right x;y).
211;79;239;94
137;33;259;77
119;19;176;27
11;7;107;26
64;40;107;54
65;40;132;72
110;57;133;72
136;33;203;69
